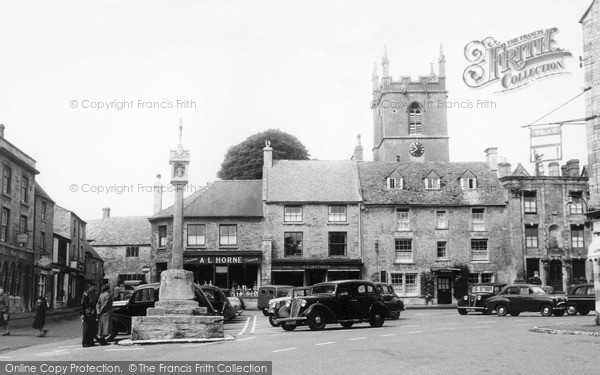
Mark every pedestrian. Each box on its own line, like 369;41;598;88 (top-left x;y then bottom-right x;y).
96;284;113;345
80;281;98;347
32;296;49;337
0;286;10;336
530;271;542;285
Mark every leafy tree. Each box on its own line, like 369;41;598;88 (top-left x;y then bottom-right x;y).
217;129;310;180
452;263;471;300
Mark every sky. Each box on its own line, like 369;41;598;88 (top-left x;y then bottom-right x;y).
0;0;592;221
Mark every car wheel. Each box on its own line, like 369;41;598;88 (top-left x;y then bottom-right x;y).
391;312;400;320
281;324;296;331
458;309;468;315
540;304;552;317
553;310;565;317
307;311;327;331
496;305;508;317
369;309;385;327
579;308;590;316
340;322;354;329
566;305;578;315
509;312;520;317
268;316;280;327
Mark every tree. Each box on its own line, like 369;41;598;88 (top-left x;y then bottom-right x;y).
452;263;471;300
217;129;310;180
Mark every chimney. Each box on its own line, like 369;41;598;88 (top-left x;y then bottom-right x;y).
498;162;511;177
548;162;560;177
0;124;4;138
153;174;163;215
262;141;273;201
484;147;498;174
102;207;110;220
566;159;580;177
354;134;363;161
561;165;568;176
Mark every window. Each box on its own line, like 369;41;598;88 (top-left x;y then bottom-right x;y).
396;208;410;231
2;166;11;195
38;274;46;299
41;231;46;250
387;177;403;189
481;273;493;283
328;205;347;222
408;102;422;134
523;191;537;214
436;210;448;229
41;202;47;222
469;273;479;284
158;225;167;247
126;246;139;257
424;178;441;190
390;272;419;296
328;232;347;256
187;224;206;246
525;224;539;248
1;208;8;242
284;206;303;222
21;176;29;203
471;238;489;261
394;239;413;263
284;232;303;256
20;215;27;233
437;241;447;259
569;192;584;214
571;225;584;248
471;208;485;231
219;224;237;246
460;177;476;190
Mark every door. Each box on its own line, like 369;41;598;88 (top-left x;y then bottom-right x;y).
437;277;452;304
549;260;563;292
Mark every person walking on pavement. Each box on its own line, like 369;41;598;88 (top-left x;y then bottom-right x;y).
96;284;113;345
80;281;98;347
32;296;49;337
0;286;10;336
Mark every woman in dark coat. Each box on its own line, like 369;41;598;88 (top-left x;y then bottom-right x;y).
32;296;48;337
96;284;113;345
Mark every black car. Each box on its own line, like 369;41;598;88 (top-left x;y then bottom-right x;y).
457;283;506;315
484;284;568;317
566;283;595;316
375;282;405;320
110;282;217;341
277;280;390;331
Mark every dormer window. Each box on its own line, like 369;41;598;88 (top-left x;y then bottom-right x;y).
459;170;477;190
424;170;441;190
408;102;422;134
387;177;403;189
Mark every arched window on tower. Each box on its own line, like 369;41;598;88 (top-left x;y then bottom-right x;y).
408;102;422;134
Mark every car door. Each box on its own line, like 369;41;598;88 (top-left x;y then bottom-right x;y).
333;284;353;320
353;283;371;319
128;287;156;317
502;286;520;310
517;286;534;312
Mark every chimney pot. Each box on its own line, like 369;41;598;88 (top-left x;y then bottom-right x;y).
102;207;110;219
566;159;580;177
484;147;498;173
498;162;512;178
153;174;163;215
548;162;560;177
0;124;4;138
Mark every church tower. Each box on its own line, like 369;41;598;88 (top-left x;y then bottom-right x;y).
372;45;450;163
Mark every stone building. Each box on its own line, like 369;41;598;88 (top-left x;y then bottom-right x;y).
83;242;103;289
500;159;591;292
149;180;264;291
33;182;55;303
262;151;363;286
0;124;38;312
87;207;151;287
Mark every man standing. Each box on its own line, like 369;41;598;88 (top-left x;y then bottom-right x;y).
80;281;97;347
0;286;10;336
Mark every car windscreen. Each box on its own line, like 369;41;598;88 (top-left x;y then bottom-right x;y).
312;285;336;295
530;286;546;294
277;288;293;298
472;286;493;293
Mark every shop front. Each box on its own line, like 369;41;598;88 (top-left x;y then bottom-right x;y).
183;251;262;293
271;258;363;286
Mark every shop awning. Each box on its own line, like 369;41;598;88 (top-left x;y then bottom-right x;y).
272;258;363;271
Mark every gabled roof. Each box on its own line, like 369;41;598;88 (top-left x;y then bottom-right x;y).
83;241;103;261
580;0;596;23
512;163;531;177
151;180;263;220
458;170;477;180
34;182;55;203
87;216;151;246
266;160;362;202
53;205;73;238
358;161;506;206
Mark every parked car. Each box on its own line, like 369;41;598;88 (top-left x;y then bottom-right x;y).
257;285;293;316
221;288;246;311
198;284;240;320
484;284;568;317
267;286;311;327
375;282;405;320
457;283;506;315
566;283;595;315
277;280;390;331
110;282;217;341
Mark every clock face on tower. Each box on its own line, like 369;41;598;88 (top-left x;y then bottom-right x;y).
409;142;424;157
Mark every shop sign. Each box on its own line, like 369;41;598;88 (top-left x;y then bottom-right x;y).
141;265;151;274
17;233;29;244
273;264;360;270
184;255;261;265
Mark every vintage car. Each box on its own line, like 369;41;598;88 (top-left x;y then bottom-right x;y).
257;285;294;316
484;284;568;317
375;282;405;320
277;280;390;331
267;286;311;327
566;283;595;315
457;283;506;315
198;284;241;320
110;282;217;341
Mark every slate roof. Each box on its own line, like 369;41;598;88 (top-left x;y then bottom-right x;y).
34;182;54;203
87;216;151;246
53;205;74;238
358;161;507;206
266;160;362;202
151;180;263;220
83;241;103;261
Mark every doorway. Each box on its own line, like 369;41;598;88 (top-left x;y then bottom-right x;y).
437;276;452;304
548;260;563;292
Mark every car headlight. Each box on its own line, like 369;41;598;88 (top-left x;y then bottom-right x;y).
463;296;468;300
477;296;481;301
269;301;276;308
285;300;291;308
300;299;307;307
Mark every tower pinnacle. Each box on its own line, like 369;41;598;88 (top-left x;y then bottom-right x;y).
438;44;446;77
382;45;390;77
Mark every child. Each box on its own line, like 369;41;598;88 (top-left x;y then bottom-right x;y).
32;296;48;337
